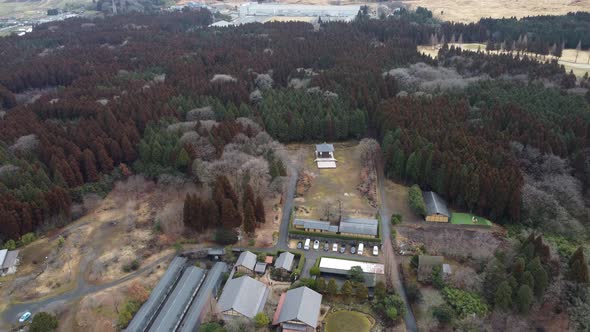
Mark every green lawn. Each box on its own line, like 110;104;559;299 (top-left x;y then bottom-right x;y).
450;213;492;227
325;311;371;332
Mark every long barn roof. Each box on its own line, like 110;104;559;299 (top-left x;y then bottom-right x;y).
148;266;206;332
423;191;450;217
125;256;187;332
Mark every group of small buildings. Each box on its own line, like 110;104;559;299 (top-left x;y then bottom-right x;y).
293;217;379;238
0;249;20;276
128;251;323;332
235;250;295;277
209;4;362;28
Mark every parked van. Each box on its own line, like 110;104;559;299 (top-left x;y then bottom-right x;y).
358;243;364;255
304;238;311;250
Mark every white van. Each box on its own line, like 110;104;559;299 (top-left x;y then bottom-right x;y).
358;243;364;255
304;238;311;250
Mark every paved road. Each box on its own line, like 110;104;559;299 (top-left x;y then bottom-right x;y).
376;154;418;332
277;164;298;250
2;253;174;325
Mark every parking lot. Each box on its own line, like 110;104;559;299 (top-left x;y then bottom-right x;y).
288;239;380;259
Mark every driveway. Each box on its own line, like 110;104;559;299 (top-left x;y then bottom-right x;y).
376;154;418;332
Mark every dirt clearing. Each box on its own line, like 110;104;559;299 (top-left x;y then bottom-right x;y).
396;223;509;260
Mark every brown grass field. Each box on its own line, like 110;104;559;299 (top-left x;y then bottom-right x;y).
418;43;590;77
399;0;590;23
289;141;377;221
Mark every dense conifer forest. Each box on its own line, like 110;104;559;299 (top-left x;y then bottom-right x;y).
0;9;589;244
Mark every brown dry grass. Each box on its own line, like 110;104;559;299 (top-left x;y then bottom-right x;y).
2;177;195;304
58;262;170;332
289;141;377;221
400;0;590;23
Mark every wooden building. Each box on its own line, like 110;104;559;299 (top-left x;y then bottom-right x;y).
423;191;450;223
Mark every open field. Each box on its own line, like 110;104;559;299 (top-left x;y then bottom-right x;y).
418;43;590;77
399;0;590;23
0;177;199;317
384;180;422;224
325;310;371;332
289;141;377;221
0;0;92;19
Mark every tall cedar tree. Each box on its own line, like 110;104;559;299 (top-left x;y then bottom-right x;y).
221;198;241;228
243;184;255;212
243;202;256;234
255;196;266;224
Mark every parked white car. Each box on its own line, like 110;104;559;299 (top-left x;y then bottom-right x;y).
313;240;320;250
19;311;31;323
332;243;338;252
373;245;379;256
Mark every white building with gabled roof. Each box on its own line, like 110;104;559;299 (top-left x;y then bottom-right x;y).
315;143;337;169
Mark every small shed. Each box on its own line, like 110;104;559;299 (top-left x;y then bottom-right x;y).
315;143;336;169
275;252;295;273
423;191;450;223
443;263;452;275
418;255;444;282
255;262;267;274
207;248;225;261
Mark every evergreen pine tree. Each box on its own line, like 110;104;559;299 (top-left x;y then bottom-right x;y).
327;279;338;296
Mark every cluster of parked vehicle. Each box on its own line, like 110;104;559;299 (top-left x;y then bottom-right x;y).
297;238;379;256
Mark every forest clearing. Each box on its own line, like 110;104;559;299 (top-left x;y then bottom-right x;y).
291;142;377;221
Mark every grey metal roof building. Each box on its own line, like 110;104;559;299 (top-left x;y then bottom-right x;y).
178;262;228;332
274;252;295;272
423;191;450;217
339;218;378;236
217;276;269;319
1;250;19;273
318;257;385;287
315;143;334;153
126;256;187;332
148;266;206;332
236;251;257;271
272;287;322;328
293;219;339;233
255;262;267;274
